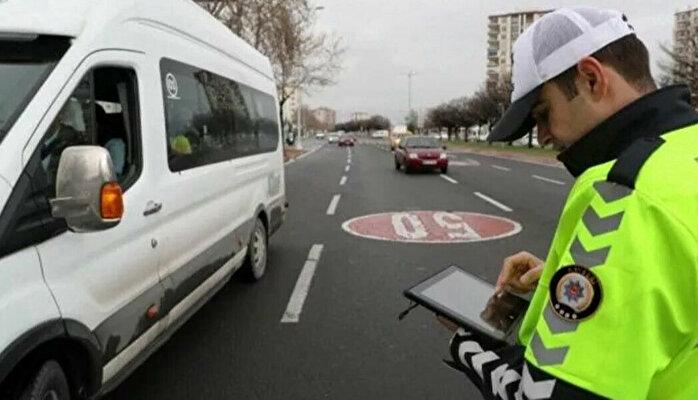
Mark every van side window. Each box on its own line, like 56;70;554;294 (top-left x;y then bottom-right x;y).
40;76;93;191
160;58;280;172
39;67;141;196
0;66;141;258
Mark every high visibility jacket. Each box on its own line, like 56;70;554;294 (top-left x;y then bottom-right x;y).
450;86;698;399
518;123;698;399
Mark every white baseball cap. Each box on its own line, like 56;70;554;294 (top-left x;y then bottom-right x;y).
488;7;635;142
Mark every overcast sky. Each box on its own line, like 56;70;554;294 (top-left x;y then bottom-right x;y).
306;0;695;125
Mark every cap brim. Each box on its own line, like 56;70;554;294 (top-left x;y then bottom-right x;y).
487;86;541;142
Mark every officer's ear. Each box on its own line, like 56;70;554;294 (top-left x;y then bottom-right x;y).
575;57;608;103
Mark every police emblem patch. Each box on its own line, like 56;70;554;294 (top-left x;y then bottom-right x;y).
549;265;602;321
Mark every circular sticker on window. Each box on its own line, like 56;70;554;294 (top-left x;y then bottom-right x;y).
549;265;602;321
165;73;179;99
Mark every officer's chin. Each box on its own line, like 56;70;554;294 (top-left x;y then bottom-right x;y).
552;142;567;152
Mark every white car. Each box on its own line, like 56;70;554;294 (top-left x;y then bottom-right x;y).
315;132;325;139
0;1;286;399
328;134;339;143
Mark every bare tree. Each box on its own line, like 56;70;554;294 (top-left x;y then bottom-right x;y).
195;0;345;125
335;114;391;132
659;39;698;106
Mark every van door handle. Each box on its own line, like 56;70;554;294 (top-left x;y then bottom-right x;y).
143;201;162;216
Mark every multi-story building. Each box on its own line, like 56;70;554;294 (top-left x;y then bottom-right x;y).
311;107;337;128
487;10;551;88
673;7;698;78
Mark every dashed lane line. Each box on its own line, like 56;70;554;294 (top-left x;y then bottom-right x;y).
440;174;458;184
474;192;513;212
326;194;341;215
532;175;566;185
492;165;511;171
340;176;347;186
281;244;324;323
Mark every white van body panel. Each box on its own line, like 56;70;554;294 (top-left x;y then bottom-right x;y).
36;49;165;349
0;0;88;37
0;0;285;393
0;246;62;361
0;177;61;358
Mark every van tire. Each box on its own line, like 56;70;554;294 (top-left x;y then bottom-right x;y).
242;218;267;281
20;360;70;400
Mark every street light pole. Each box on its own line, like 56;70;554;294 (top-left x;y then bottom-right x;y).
406;70;416;112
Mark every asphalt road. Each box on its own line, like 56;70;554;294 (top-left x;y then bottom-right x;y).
105;139;570;400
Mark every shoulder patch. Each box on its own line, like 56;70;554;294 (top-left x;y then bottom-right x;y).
549;265;602;321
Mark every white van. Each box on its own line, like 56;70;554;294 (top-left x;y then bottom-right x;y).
0;0;286;398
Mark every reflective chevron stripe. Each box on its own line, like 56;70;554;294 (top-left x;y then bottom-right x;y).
582;207;624;236
473;351;500;379
570;238;610;268
452;333;528;400
544;304;578;333
517;364;557;399
530;331;569;366
593;181;631;203
534;179;629;369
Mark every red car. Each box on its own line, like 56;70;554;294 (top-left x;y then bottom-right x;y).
394;136;448;173
338;135;355;147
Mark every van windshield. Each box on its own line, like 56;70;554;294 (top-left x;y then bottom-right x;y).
0;36;70;145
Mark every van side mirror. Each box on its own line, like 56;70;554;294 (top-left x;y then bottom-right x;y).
50;146;123;232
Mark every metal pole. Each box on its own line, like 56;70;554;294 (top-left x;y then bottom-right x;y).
407;70;414;112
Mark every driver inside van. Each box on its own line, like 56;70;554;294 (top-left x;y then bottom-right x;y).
41;98;89;182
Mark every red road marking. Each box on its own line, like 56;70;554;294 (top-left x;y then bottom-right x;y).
342;211;521;244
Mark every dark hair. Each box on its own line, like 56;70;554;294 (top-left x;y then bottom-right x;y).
552;34;657;100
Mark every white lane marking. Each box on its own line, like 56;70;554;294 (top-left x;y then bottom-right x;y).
440;174;458;184
326;194;341;215
492;165;511;171
348;159;352;164
474;192;513;212
450;159;480;167
281;244;324;323
340;176;347;186
532;175;566;185
308;243;323;262
345;165;350;172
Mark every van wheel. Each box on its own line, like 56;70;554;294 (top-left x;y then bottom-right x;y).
20;360;70;400
243;219;267;281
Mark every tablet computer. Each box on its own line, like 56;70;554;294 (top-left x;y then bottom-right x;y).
404;265;529;343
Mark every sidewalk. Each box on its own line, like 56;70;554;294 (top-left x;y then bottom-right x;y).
284;147;306;162
448;144;563;167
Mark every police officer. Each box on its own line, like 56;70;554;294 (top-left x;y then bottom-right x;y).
444;7;698;399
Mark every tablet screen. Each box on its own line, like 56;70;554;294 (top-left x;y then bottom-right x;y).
406;266;529;341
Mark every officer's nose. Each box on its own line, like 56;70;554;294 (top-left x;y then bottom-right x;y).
537;123;552;147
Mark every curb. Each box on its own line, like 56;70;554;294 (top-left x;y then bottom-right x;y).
284;143;323;165
448;147;564;169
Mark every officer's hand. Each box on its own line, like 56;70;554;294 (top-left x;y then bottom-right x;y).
437;315;459;333
494;251;543;296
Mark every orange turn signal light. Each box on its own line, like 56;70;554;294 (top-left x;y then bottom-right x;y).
101;182;124;219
